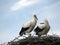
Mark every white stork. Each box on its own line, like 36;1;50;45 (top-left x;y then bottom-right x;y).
34;19;50;37
19;14;38;36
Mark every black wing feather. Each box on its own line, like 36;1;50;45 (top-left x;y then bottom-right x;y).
34;26;44;34
19;27;30;36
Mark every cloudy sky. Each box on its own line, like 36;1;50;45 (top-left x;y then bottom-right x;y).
0;0;60;44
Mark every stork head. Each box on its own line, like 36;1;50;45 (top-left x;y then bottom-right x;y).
44;19;48;24
33;13;38;20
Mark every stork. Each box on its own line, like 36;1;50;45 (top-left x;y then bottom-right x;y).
34;19;50;37
19;14;38;36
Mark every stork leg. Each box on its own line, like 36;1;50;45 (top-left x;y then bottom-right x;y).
37;32;41;37
45;34;47;36
38;35;41;37
28;33;32;37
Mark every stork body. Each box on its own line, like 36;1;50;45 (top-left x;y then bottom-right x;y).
34;19;50;37
19;14;38;36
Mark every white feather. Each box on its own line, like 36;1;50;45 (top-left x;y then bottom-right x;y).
36;19;50;36
23;20;32;28
19;14;38;36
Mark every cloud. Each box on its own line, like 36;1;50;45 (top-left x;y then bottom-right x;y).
10;0;39;11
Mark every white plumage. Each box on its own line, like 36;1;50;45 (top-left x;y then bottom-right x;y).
34;19;50;37
19;14;38;36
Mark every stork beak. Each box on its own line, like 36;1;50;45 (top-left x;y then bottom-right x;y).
36;18;38;20
35;16;38;20
40;23;44;24
33;13;38;20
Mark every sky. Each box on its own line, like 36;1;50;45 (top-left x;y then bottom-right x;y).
0;0;60;44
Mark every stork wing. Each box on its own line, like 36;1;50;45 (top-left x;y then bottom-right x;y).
34;26;45;35
34;26;45;32
19;21;32;36
19;27;30;35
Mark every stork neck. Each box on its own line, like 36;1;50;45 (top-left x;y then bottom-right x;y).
33;17;37;22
